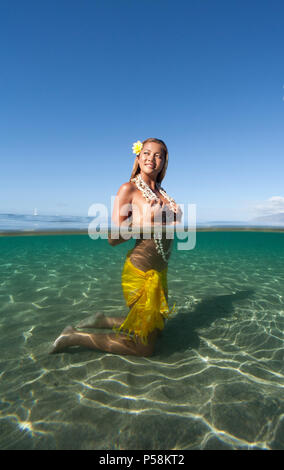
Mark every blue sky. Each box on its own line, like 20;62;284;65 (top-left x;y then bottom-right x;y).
0;0;283;222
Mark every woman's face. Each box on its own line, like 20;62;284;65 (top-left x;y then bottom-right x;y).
137;142;165;179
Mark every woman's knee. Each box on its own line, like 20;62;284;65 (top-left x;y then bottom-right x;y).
135;330;158;357
138;342;155;357
135;344;154;357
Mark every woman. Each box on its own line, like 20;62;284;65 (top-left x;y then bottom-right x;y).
50;138;182;357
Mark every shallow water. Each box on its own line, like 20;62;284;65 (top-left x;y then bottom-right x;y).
0;232;284;450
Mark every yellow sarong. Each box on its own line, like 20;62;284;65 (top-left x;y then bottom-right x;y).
115;249;176;344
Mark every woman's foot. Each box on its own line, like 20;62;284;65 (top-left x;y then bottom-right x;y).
75;312;107;329
49;326;77;354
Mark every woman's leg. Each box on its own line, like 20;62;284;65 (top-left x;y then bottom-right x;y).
76;288;168;330
76;312;125;330
75;296;147;330
51;287;169;357
49;326;158;357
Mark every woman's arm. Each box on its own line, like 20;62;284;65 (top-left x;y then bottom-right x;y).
108;182;134;247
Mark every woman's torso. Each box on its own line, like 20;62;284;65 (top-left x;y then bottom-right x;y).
129;236;174;272
128;182;176;272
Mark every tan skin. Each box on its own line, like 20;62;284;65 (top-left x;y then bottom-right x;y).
50;142;181;357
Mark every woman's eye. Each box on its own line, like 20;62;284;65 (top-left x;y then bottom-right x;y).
144;152;161;158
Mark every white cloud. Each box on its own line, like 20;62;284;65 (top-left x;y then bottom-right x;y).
252;196;284;216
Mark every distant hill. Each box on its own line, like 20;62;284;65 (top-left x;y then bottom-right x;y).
195;213;284;227
197;220;247;226
248;212;284;225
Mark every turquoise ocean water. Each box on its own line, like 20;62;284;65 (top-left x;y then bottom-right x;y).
0;231;284;450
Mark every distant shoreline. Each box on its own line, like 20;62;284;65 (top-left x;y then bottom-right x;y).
1;226;284;237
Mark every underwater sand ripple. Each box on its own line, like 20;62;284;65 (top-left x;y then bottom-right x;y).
1;233;284;449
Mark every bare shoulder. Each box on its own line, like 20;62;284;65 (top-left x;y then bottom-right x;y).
115;181;136;204
119;181;136;191
117;181;136;195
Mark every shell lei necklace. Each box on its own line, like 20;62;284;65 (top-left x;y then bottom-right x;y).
131;174;176;262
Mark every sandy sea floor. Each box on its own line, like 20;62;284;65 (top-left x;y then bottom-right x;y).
0;231;284;450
